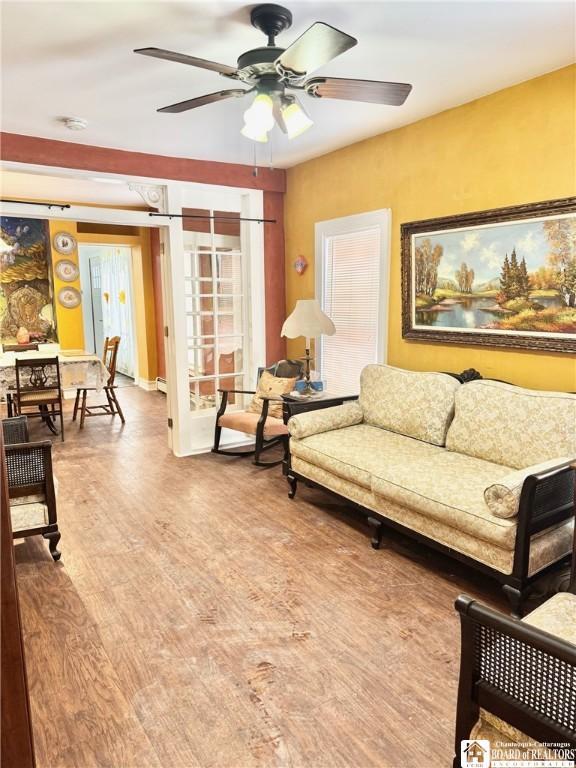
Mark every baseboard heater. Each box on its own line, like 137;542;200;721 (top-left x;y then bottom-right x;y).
157;377;167;394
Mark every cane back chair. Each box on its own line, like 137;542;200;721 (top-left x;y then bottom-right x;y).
212;359;304;467
453;580;576;766
2;415;61;560
73;336;125;428
13;356;64;441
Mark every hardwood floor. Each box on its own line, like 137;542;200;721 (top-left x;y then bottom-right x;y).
13;387;508;768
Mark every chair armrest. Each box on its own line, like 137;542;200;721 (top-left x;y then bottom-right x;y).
215;389;257;420
454;594;576;749
216;389;256;395
288;401;364;439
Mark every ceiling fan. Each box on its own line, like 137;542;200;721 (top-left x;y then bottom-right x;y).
135;3;412;142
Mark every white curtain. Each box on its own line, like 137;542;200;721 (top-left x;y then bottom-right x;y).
99;246;135;378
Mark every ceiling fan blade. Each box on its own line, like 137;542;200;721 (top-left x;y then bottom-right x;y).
305;77;412;106
134;47;238;77
158;89;248;114
276;22;356;77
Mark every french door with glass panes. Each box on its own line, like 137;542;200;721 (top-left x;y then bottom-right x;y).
163;184;265;456
185;229;245;411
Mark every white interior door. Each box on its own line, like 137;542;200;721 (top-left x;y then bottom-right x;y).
161;183;265;456
89;257;104;356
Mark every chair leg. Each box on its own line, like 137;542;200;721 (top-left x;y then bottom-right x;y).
287;473;298;499
109;388;125;424
43;529;61;561
213;424;222;452
59;403;65;442
367;517;384;550
72;389;81;421
105;387;116;415
80;389;88;428
502;583;525;619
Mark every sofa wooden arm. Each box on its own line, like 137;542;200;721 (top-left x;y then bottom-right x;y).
453;594;576;761
508;461;575;599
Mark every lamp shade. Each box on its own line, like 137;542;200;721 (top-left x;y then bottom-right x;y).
281;299;336;339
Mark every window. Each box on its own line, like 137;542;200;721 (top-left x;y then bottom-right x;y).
315;211;390;394
184;213;246;411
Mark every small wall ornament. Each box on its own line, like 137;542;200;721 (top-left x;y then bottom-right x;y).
294;255;308;275
57;286;82;309
55;259;79;282
53;231;77;255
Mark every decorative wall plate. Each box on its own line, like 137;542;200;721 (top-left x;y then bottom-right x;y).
58;286;81;309
55;259;79;282
53;231;77;255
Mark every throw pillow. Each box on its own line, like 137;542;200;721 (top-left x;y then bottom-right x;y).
484;457;573;518
246;370;297;419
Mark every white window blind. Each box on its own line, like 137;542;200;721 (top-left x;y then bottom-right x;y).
320;226;382;394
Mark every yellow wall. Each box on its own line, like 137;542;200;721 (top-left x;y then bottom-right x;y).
49;220;84;351
50;227;158;381
285;65;576;391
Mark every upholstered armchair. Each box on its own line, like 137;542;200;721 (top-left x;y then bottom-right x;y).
453;585;576;765
2;416;61;560
212;359;304;467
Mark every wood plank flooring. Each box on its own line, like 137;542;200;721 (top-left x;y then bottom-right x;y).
13;387;508;768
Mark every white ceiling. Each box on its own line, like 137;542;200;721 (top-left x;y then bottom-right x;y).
1;1;574;169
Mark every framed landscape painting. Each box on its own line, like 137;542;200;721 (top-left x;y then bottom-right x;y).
401;197;576;352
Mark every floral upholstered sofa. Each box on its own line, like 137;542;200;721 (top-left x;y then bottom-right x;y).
286;364;576;613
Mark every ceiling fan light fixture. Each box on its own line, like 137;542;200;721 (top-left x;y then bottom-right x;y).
241;122;268;143
281;98;313;139
243;93;275;131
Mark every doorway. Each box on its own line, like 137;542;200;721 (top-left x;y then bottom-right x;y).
78;244;137;380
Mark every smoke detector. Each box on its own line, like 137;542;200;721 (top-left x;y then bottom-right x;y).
62;117;88;131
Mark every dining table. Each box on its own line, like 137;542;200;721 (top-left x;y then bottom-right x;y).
0;350;109;426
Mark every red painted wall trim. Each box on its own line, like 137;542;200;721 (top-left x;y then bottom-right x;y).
0;133;285;193
1;132;287;366
263;192;286;364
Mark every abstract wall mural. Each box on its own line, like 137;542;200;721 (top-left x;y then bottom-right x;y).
0;216;57;343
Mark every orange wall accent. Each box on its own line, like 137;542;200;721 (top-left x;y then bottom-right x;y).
263;191;286;364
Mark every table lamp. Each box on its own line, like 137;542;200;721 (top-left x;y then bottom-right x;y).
281;299;336;395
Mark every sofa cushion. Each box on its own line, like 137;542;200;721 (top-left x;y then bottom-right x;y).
359;364;460;446
484;457;574;518
10;502;49;532
291;455;574;576
371;450;519;549
288;401;363;439
446;380;576;469
290;424;442;491
523;591;576;644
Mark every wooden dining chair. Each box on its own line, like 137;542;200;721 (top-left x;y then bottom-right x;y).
13;357;65;441
72;336;125;428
